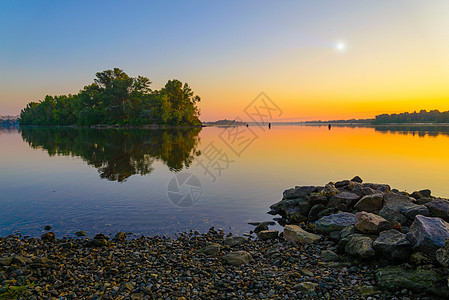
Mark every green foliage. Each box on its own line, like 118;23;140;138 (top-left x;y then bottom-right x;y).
19;68;201;126
374;110;449;124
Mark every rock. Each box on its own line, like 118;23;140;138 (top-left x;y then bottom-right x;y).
316;207;335;219
373;229;411;261
340;225;356;239
426;199;449;221
223;251;252;266
44;225;52;231
75;230;87;237
315;212;355;234
41;232;55;242
257;230;279;240
383;192;414;211
254;223;268;233
354;193;383;212
198;243;221;256
327;192;360;208
411;189;432;199
12;255;32;266
375;266;448;297
286;212;307;223
283;225;321;244
224;236;248;247
344;235;376;259
415;197;433;205
355;286;381;297
377;220;402;233
364;183;391;193
269;198;311;217
351;176;363;183
247;221;275;226
307;193;328;206
293;282;317;294
321;250;339;262
354;212;387;235
283;186;316;199
406;215;449;252
329;231;341;241
308;204;325;222
379;206;408;225
401;204;429;220
113;231;126;242
320;183;339;197
90;238;108;247
93;233;109;240
436;239;449;268
409;252;433;265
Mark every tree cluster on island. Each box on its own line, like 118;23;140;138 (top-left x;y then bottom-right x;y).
373;109;449;124
19;68;201;126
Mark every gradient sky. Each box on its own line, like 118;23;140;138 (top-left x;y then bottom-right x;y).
1;1;449;121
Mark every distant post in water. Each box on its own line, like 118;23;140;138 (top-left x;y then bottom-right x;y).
328;124;331;130
268;122;271;129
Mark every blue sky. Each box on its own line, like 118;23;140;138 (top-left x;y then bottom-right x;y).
1;1;449;120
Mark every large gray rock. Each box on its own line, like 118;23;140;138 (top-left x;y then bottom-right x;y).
223;251;253;266
257;230;279;240
320;183;339;197
283;225;321;244
198;243;221;256
224;236;248;247
363;183;391;193
354;193;383;212
327;192;360;209
344;235;376;259
308;204;326;222
426;199;449;221
315;212;355;234
269;198;311;217
383;193;414;211
375;266;448;297
410;189;432;199
400;204;429;220
355;211;387;235
283;186;316;199
406;215;449;252
373;229;411;261
436;239;449;268
307;193;328;206
379;206;408;225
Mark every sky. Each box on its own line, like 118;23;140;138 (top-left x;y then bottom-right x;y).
1;0;449;121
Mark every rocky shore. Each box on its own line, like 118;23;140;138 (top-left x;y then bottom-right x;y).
2;177;449;299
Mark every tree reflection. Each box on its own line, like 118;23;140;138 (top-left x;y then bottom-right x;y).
20;127;201;182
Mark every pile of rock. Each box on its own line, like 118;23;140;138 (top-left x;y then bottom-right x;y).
269;177;449;297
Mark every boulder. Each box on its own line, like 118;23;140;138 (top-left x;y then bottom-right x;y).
436;239;449;268
410;189;432;199
308;204;325;222
293;282;318;295
321;249;339;262
373;229;411;261
283;186;316;199
354;212;387;235
352;185;377;197
375;266;448;297
378;206;408;225
307;193;328;206
113;231;126;242
340;225;356;239
406;215;449;252
426;199;449;221
269;198;311;217
286;212;307;223
344;235;376;259
354;193;383;212
320;183;339;197
327;192;360;208
400;204;429;220
377;220;402;233
224;236;248;247
198;243;221;256
383;193;414;211
351;176;363;183
254;223;268;233
257;230;279;240
283;225;321;244
223;251;252;266
315;212;355;234
363;183;390;193
75;230;87;237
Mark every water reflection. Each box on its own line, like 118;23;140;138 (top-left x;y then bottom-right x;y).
373;125;449;137
20;127;201;182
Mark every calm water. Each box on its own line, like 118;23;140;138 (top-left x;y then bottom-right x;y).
1;124;449;238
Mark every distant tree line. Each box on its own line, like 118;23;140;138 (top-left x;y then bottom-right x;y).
0;118;18;127
374;110;449;124
19;68;201;126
